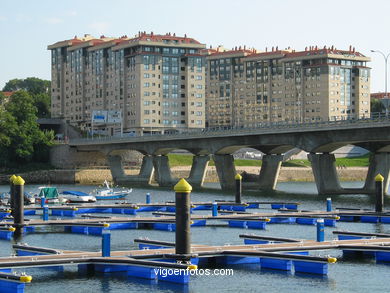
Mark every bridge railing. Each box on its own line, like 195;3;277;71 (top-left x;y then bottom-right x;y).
69;112;390;145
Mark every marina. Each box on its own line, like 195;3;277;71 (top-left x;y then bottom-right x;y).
0;179;390;292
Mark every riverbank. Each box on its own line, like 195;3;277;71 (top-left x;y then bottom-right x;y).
0;166;368;185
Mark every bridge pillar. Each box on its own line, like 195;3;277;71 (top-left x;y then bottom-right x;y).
153;155;175;187
107;155;126;182
108;154;154;186
363;153;390;194
187;155;210;188
308;153;343;195
213;154;236;191
138;155;154;184
258;154;283;190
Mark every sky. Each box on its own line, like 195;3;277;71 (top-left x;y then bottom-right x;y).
0;0;389;92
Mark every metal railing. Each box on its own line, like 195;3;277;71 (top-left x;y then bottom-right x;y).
69;112;390;145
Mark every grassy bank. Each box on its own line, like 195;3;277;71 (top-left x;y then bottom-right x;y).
167;153;371;168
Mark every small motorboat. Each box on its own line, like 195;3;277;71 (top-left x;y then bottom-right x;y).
35;187;68;204
90;180;132;200
60;190;96;203
0;191;35;205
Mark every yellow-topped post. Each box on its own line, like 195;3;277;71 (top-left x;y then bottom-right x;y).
13;176;25;239
375;173;384;212
9;174;17;218
235;173;242;204
174;178;192;260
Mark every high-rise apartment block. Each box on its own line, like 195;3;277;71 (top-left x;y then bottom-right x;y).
49;33;371;134
203;46;370;127
48;32;206;135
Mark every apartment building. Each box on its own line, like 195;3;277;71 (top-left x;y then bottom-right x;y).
203;46;371;128
48;32;206;135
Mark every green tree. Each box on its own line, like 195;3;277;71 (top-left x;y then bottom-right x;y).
371;98;385;113
2;91;53;165
3;77;50;94
0;92;5;105
2;77;51;118
33;93;51;118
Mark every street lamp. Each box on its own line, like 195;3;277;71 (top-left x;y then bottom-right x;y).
371;50;390;116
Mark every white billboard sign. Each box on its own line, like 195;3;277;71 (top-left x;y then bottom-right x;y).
92;110;108;124
107;110;122;124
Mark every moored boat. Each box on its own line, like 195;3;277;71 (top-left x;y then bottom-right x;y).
90;180;132;200
35;187;68;204
60;190;96;203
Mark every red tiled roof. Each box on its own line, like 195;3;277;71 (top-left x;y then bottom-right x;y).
371;92;390;99
1;91;14;97
129;32;201;44
249;50;290;58
285;48;366;58
208;49;256;57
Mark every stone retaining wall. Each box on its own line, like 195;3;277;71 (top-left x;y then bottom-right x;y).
0;166;368;185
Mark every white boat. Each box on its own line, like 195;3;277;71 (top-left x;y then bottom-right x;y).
90;180;132;200
35;187;68;204
60;190;96;203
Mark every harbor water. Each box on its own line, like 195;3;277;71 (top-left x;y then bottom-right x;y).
0;181;389;293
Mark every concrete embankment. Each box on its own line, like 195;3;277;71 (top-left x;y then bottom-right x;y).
0;167;368;185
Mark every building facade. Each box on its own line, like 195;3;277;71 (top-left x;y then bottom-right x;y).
203;46;371;128
48;32;206;135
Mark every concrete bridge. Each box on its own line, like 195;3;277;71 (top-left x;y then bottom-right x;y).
69;118;390;195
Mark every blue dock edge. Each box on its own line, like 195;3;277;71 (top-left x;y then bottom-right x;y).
0;212;11;219
0;279;28;293
227;220;267;229
0;230;14;240
271;204;298;210
153;220;207;231
65;222;138;235
94;263;193;284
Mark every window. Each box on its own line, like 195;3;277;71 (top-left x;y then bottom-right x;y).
143;119;150;124
196;102;202;107
196;75;202;80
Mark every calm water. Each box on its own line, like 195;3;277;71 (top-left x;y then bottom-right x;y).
0;182;389;293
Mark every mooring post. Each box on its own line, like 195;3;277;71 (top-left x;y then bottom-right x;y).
174;178;192;259
102;232;111;257
212;202;218;217
9;175;16;217
40;196;46;208
316;219;325;242
235;173;242;204
42;206;49;221
13;176;25;239
375;174;384;213
326;198;332;212
146;192;151;204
